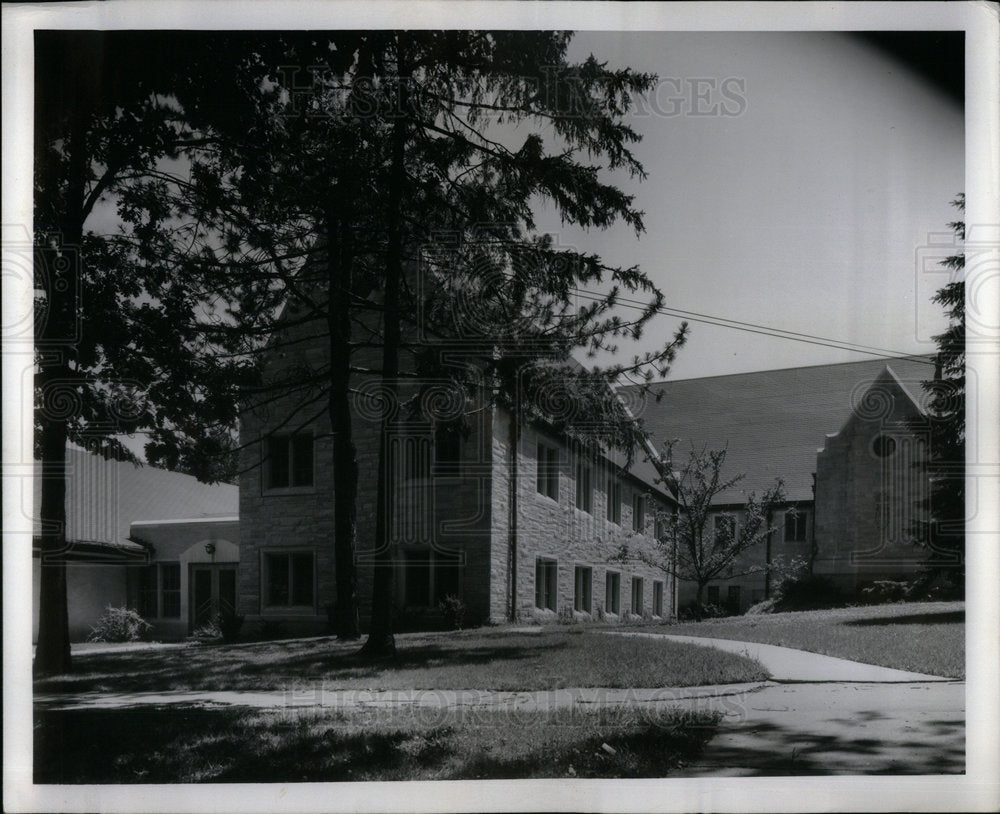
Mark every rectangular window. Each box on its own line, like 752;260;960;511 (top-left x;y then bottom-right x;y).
606;476;622;524
435;426;462;472
631;576;644;614
713;514;736;546
707;585;720;605
632;492;646;533
784;509;807;542
574;566;592;613
535;558;558;611
264;551;314;608
265;432;313;489
138;565;158;618
138;563;180;619
605;571;621;615
727;585;741;614
160;562;181;618
403;435;432;482
653;581;664;617
403;549;462;607
575;459;592;514
536;442;559;500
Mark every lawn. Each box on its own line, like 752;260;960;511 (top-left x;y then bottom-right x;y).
34;628;769;695
34;705;722;783
660;601;965;679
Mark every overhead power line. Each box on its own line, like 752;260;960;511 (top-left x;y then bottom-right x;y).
570;287;936;366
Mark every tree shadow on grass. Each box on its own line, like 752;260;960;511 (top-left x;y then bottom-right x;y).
674;716;965;776
843;611;965;627
34;706;720;783
34;637;561;695
34;707;456;783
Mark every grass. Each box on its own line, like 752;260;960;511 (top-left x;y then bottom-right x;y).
660;600;965;679
35;628;769;695
34;705;722;783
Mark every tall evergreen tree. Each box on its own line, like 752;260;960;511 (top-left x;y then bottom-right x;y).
32;32;272;675
916;195;965;591
112;31;688;656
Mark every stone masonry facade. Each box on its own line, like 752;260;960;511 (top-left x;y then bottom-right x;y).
813;367;930;591
239;286;675;633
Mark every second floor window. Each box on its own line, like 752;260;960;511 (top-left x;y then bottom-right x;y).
536;442;559;500
632;491;646;533
266;432;313;489
435;426;462;473
606;476;622;524
575;459;592;514
714;514;736;546
785;509;808;542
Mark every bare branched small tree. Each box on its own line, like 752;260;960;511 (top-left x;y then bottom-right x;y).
613;442;785;608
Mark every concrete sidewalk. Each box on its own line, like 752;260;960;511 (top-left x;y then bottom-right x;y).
617;632;956;682
33;633;965;775
33;681;774;712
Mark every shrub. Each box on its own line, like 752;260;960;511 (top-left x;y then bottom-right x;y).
192;618;221;640
678;602;727;621
87;605;152;643
772;574;843;611
438;595;467;631
859;580;909;605
218;608;245;643
744;597;777;615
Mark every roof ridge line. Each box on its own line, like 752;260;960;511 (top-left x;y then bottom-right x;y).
623;354;935;386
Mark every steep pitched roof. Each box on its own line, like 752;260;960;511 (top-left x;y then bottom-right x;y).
32;445;239;545
621;356;935;504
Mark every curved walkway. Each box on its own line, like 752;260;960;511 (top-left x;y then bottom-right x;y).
34;632;965;774
614;632;956;682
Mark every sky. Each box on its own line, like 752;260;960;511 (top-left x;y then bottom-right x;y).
530;31;964;381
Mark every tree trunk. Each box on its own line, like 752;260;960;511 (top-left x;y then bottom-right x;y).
508;409;519;621
361;39;409;659
34;106;88;676
327;209;360;640
34;416;71;676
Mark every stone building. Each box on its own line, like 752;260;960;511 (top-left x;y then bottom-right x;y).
627;356;937;612
237;289;677;635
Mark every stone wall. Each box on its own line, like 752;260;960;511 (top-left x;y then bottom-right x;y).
813;369;930;593
489;409;677;623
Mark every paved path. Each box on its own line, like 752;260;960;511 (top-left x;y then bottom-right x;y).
34;633;965;775
33;681;774;712
618;632;955;682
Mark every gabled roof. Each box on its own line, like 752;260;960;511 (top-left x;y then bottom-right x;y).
621;356;935;504
32;445;239;545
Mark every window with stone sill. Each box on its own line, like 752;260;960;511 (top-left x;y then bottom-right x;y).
574;566;592;613
263;550;315;609
605;571;621;615
264;432;314;491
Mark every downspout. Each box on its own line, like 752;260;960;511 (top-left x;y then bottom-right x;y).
764;507;773;599
672;531;679;619
508;408;519;622
810;473;818;573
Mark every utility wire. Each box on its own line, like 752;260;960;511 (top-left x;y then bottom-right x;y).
570;287;936;365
